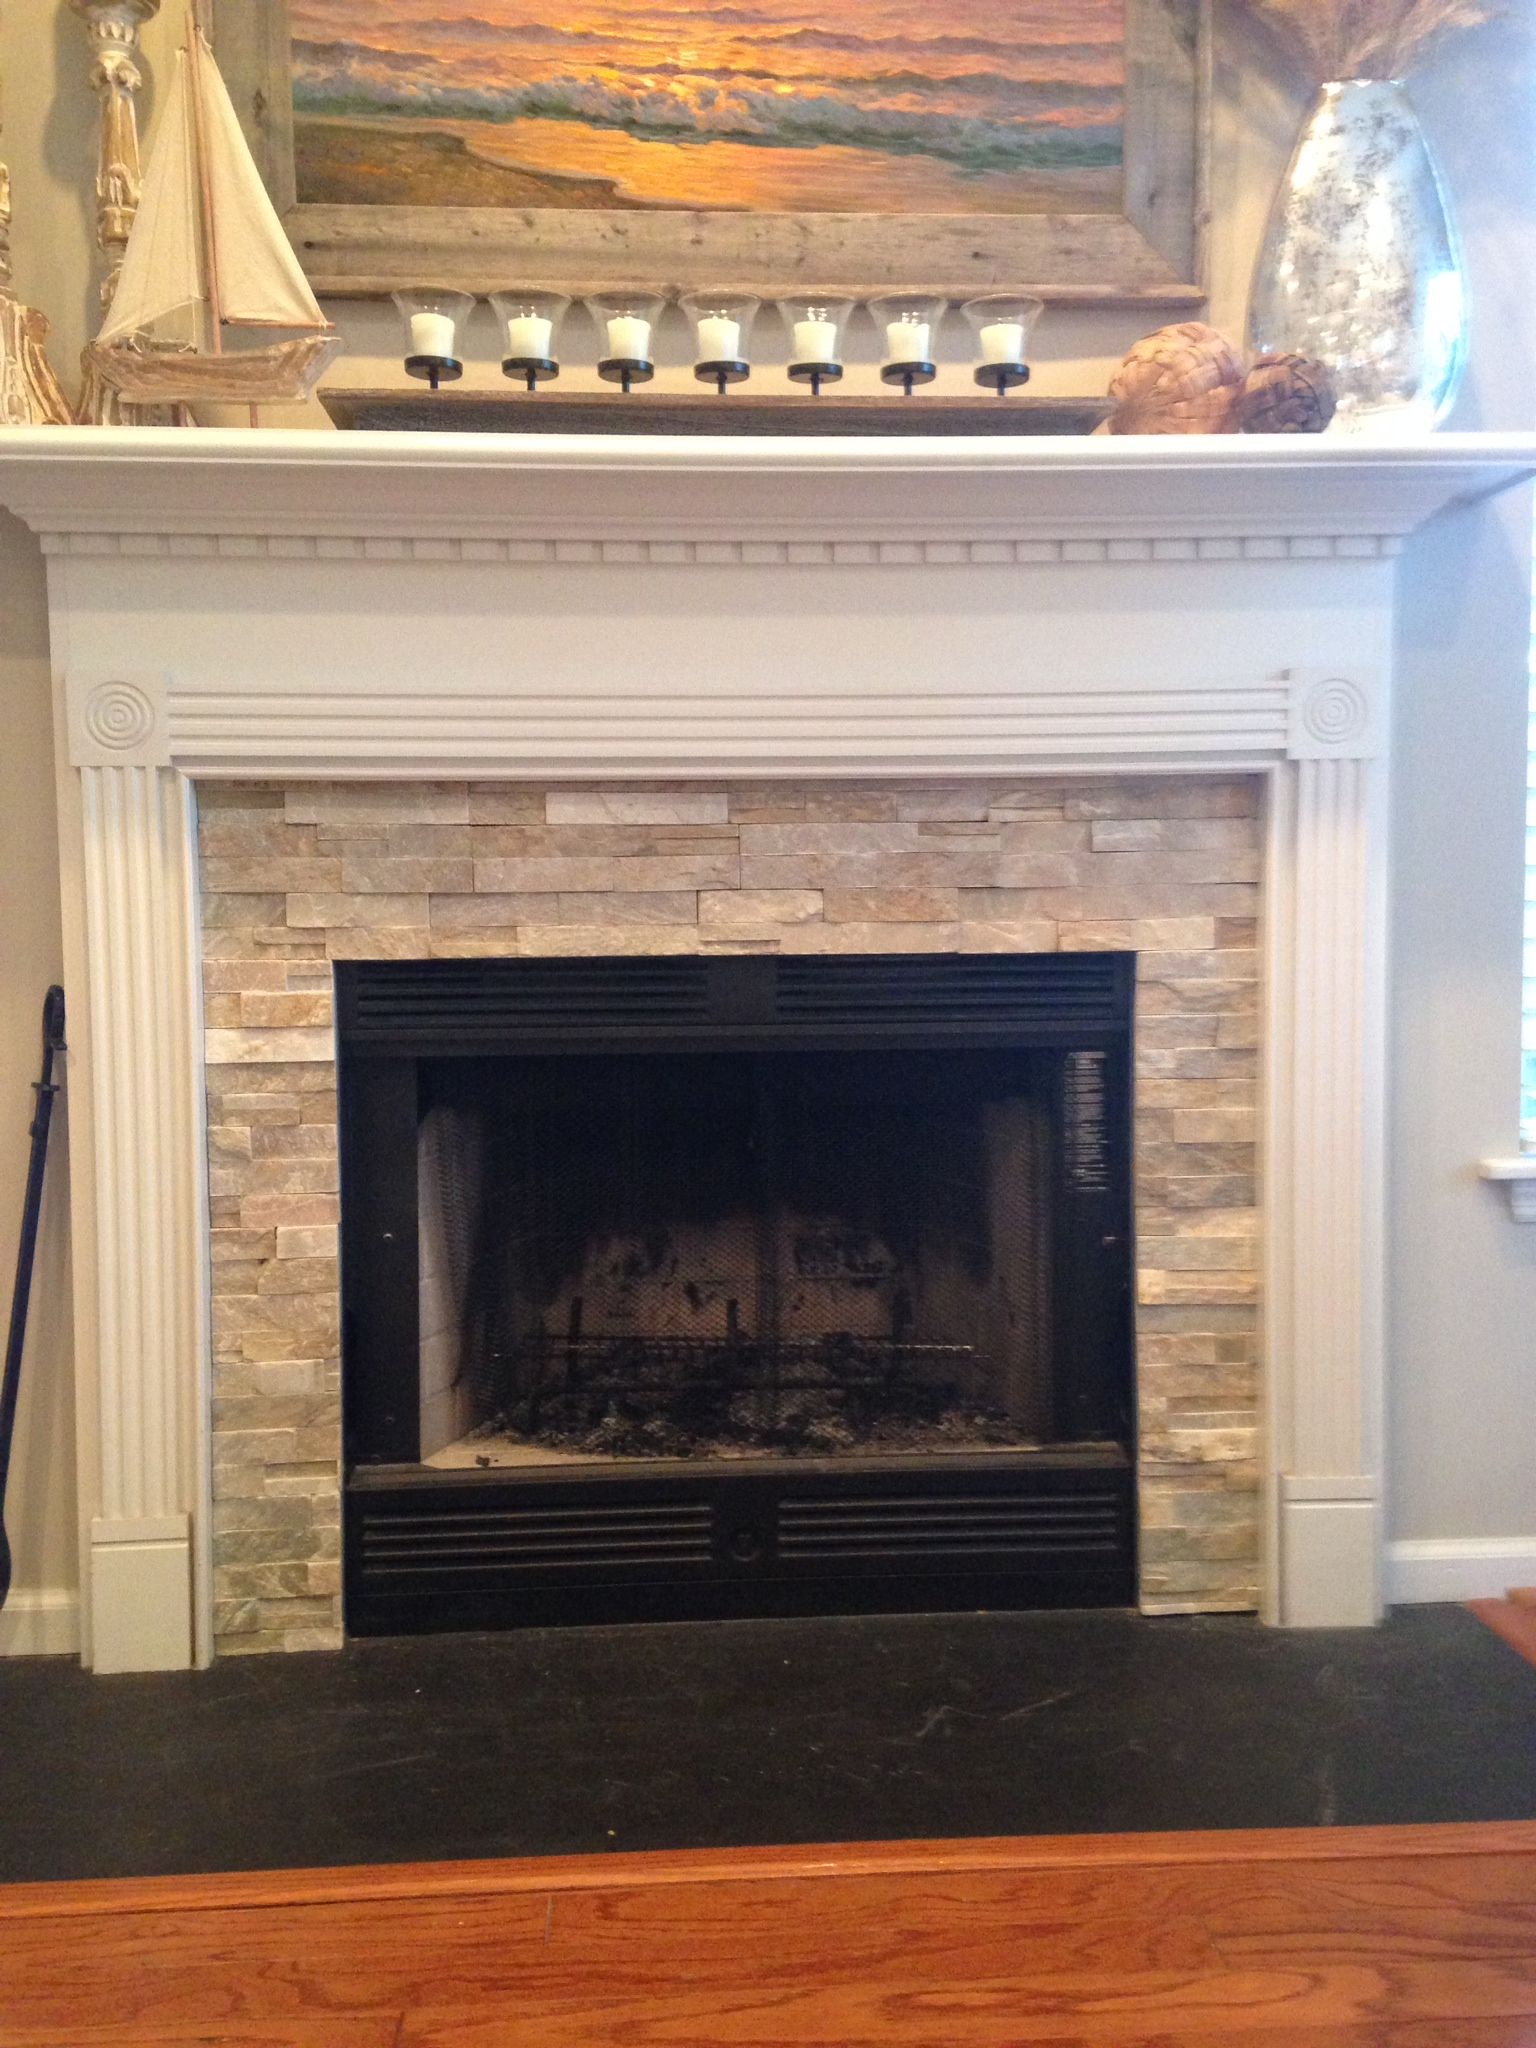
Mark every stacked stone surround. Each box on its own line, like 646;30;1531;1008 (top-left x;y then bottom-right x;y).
200;775;1263;1655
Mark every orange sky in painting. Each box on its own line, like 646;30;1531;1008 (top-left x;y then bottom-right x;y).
294;0;1125;212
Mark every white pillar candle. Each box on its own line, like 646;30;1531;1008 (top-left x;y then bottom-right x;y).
506;313;554;360
885;320;931;365
606;314;652;361
980;320;1026;364
409;311;457;360
697;315;742;363
792;317;839;363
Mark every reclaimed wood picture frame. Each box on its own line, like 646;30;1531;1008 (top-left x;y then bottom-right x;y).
213;1;1208;305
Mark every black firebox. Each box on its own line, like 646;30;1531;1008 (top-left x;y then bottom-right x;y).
338;953;1137;1634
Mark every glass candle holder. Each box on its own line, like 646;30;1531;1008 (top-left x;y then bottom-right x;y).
489;289;571;391
962;294;1044;394
779;294;855;396
392;287;475;390
589;290;667;392
681;291;760;394
871;293;946;394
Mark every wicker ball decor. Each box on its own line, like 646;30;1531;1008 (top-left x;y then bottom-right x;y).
1239;352;1338;434
1101;322;1246;436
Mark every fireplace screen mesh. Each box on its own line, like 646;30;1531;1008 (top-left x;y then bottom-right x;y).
417;1049;1058;1463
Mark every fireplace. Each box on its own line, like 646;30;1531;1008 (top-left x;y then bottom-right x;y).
10;428;1529;1669
339;954;1137;1631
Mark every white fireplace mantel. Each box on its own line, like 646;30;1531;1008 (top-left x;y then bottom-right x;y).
2;425;1533;1673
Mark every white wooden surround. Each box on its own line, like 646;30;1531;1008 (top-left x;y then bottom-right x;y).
1;426;1532;1673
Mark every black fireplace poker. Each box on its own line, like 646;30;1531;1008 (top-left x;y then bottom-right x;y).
0;987;66;1613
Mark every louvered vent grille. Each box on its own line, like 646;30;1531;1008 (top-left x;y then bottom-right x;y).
358;1500;714;1580
775;957;1127;1032
340;958;715;1042
777;1489;1125;1563
339;954;1131;1047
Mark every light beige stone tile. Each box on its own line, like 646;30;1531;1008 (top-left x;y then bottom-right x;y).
1173;1108;1259;1145
822;890;958;924
429;933;522;958
275;1225;339;1260
516;926;702;956
205;1027;335;1066
204;961;291;994
239;992;333;1029
996;820;1093;852
1057;920;1134;950
202;857;343;893
341;858;475;894
778;922;959;954
251;1124;337;1159
285;785;469;826
472;826;736;858
1162;1174;1258;1210
1064;779;1259;821
892;788;992;822
546;791;729;825
467;787;547;824
431;891;697;930
242;1156;340;1197
957;921;1059;953
699;890;822;938
738;823;927;856
199;784;285;811
1139;1270;1260;1306
257;1256;339;1296
477;855;737;892
381;825;475;857
1138;950;1260;984
1139;1236;1257;1272
203;893;286;930
203;996;243;1029
1133;917;1220;951
741;853;997;890
199;817;317;856
1090;817;1259;854
286;893;429;930
325;929;433;960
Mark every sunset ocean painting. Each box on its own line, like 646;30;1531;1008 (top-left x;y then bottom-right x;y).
291;0;1126;215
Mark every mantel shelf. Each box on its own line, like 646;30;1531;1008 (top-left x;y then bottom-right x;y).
0;427;1533;550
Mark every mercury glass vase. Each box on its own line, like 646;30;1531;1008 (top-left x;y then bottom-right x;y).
1249;79;1467;437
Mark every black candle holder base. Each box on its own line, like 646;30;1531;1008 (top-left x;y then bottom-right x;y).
696;359;751;396
975;361;1032;396
503;355;560;393
880;360;938;397
598;356;656;395
788;361;844;398
404;354;463;393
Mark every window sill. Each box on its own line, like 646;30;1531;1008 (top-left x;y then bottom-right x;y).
1480;1158;1536;1222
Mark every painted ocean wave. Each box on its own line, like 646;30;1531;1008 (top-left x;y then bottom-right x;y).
294;39;1123;171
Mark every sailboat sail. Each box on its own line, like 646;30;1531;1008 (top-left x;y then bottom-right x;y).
97;51;204;347
98;29;327;346
197;38;327;331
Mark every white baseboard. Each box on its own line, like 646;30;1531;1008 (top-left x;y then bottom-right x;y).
0;1588;81;1658
1386;1538;1536;1605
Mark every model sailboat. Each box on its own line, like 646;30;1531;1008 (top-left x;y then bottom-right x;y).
85;18;340;406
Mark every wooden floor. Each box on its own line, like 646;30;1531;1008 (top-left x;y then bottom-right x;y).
4;1824;1536;2046
1471;1591;1536;1673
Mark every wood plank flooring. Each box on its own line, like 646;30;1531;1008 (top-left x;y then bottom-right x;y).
1471;1594;1536;1672
4;1823;1536;2046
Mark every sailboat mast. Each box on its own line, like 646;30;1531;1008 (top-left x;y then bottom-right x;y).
184;0;223;352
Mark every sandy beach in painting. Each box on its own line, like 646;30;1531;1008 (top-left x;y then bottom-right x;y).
292;0;1125;216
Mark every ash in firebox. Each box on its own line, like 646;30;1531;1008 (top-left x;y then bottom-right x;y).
473;1331;1020;1462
